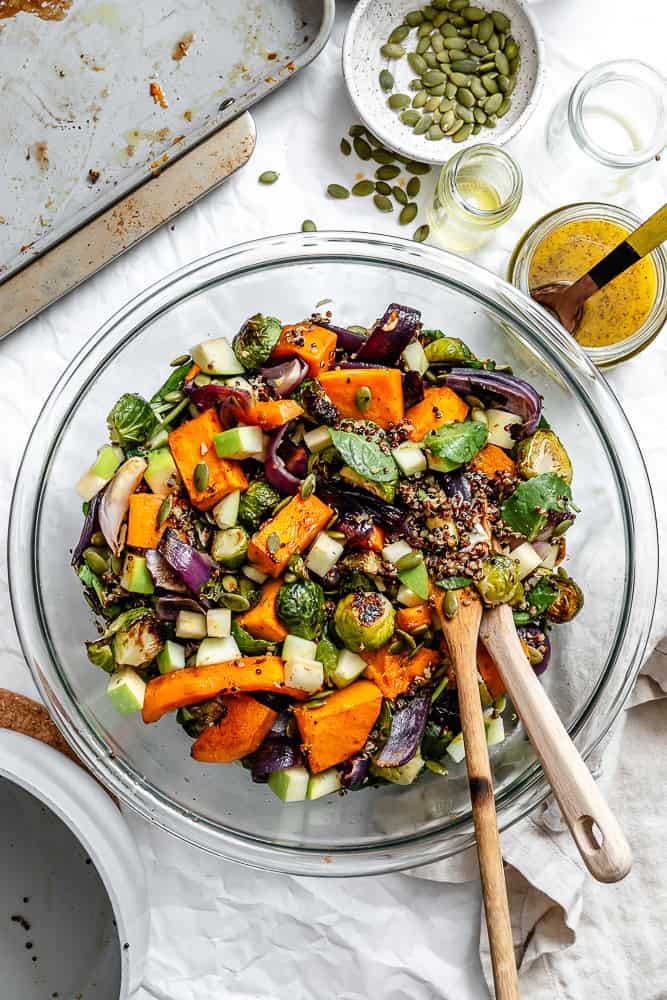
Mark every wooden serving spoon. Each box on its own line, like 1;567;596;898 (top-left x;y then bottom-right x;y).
433;586;520;1000
480;604;632;883
531;201;667;333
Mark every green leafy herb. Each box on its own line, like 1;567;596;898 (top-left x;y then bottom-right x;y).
525;575;559;615
437;575;473;590
78;564;105;605
501;474;573;541
150;360;192;404
329;429;398;485
231;620;272;655
421;720;451;760
425;420;488;472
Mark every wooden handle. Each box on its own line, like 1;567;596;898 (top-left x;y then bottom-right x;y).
587;200;667;292
626;201;667;258
480;605;632;883
444;608;519;1000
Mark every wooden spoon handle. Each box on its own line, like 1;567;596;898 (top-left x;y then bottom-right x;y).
480;605;632;883
586;201;667;291
455;649;520;999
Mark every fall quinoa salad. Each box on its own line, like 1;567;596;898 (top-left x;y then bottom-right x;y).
72;303;582;802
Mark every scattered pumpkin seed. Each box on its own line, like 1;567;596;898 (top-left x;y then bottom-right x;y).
412;90;428;108
327;183;350;199
427;124;445;140
457;86;475;107
407;176;421;198
422;68;447;86
443;590;459;618
258;170;279;185
372;148;395;164
376;164;401;180
467;39;488;57
399;202;419;225
484;91;503;114
380;42;406;58
504;38;519;61
448;71;470;86
450;57;478;73
389;23;411;43
414;223;430;242
463;5;486;20
340;138;351;156
352;180;374;196
431;32;445;53
473;106;487;124
481;72;499;93
349;124;365;137
193;462;209;492
373;194;393;212
491;9;510;31
300;473;316;499
388;93;411;109
170;353;190;367
376;180;392;195
408;51;428;74
409;77;426;91
416;35;431;54
353;136;372;160
163;389;184;403
477;15;494;41
379;69;394;92
497;96;511;117
301;219;317;232
355;385;373;411
494;50;509;75
413;113;433;135
452;122;473;141
267;531;281;555
443;35;467;50
425;95;440;112
445;81;458;98
221;593;251;612
487;32;499;52
472;123;482;134
393;185;408;205
157;495;172;527
406;160;431;174
406;9;424;25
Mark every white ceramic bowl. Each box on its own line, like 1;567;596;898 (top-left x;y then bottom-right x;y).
0;730;148;999
343;0;545;163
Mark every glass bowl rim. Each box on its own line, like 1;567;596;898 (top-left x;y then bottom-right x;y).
8;231;658;876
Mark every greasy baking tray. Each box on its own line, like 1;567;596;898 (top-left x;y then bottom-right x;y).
0;0;334;283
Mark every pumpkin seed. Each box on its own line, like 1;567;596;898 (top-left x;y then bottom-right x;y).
340;138;351;157
504;38;519;61
221;593;251;612
406;160;431;174
373;194;393;212
477;15;494;42
170;353;190;367
355;385;372;411
413;113;433;135
408;51;428;74
449;70;471;86
193;461;209;492
497;31;506;48
423;51;438;69
327;183;350;199
413;224;430;242
425;96;440;111
157;495;172;527
431;32;445;52
467;39;488;56
418;21;433;37
497;96;511;117
380;42;405;58
432;109;442;124
389;639;404;655
352;180;374;196
450;14;466;25
379;69;394;92
406;9;424;25
376;181;392;195
376;163;401;180
504;74;516;97
457;86;475;107
443;35;467;49
441;21;458;36
427;124;444;140
422;5;437;19
83;547;108;576
258;170;279;184
389;94;411;112
484;91;503;114
487;32;499;52
436;50;451;63
443;590;459;618
164;389;184;403
491;9;510;31
449;0;468;10
389;24;411;44
399;202;419;225
349;124;365;137
481;72;499;93
484;113;497;128
300;472;316;499
429;82;447;95
473;106;487;124
422;69;446;86
440;97;455;111
494;50;509;75
452;122;473;142
440;109;456;130
412;90;428;108
479;59;496;72
393;185;409;205
456;103;474;123
90;531;106;547
221;574;238;592
407;176;421;197
266;531;281;555
416;35;431;54
470;76;486;99
353;136;371;160
372;148;395;163
450;58;478;73
444;115;463;134
401;108;421;127
409;77;425;90
496;73;510;93
472;123;482;134
445;80;458;98
509;55;520;74
301;219;317;232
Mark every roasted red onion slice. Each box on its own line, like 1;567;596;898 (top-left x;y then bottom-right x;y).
340;755;369;789
355;303;421;363
155;595;207;621
158;528;215;593
265;424;302;496
374;691;431;768
71;491;101;566
260;357;309;396
98;457;147;557
446;368;542;439
250;738;303;783
145;549;187;592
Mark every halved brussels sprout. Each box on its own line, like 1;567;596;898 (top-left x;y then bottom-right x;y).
232;314;282;369
86;638;114;672
177;697;228;738
516;430;573;485
276;579;325;640
424;336;476;365
474;554;523;607
334;591;395;652
545;571;584;623
238;479;281;531
106;392;155;448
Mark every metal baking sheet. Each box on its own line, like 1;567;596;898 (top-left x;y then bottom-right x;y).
0;0;334;283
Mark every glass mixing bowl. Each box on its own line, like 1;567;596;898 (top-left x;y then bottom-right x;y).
9;232;657;876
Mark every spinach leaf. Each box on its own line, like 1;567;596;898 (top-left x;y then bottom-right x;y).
421;720;451;761
501;473;573;541
437;575;473;590
425;420;488;472
329;429;398;484
525;575;558;615
231;620;272;655
78;564;104;605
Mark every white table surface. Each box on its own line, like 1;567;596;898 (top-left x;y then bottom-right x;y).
1;1;665;997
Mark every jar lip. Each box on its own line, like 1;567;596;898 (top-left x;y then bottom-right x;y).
443;143;523;221
568;59;667;168
508;201;667;366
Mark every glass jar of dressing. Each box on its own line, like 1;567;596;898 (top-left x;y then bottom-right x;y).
545;60;667;200
509;202;667;367
427;143;523;254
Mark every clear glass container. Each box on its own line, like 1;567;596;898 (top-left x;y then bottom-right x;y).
427;144;523;254
8;232;657;876
509;202;667;367
545;60;667;200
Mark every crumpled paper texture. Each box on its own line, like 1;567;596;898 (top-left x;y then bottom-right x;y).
1;0;665;997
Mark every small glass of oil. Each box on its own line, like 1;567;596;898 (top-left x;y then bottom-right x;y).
427;144;523;253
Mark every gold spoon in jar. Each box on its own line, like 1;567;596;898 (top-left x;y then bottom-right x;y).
531;202;667;334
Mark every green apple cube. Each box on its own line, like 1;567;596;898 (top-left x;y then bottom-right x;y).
446;731;465;763
206;608;232;638
120;554;155;595
242;564;269;584
157;640;186;674
303;426;332;453
76;445;123;501
484;708;505;747
195;635;240;666
107;668;146;716
212;490;240;529
191;337;244;375
331;649;366;689
306;768;342;800
214;426;264;460
282;635;318;661
396;584;423;608
283;658;324;694
382;540;412;565
511;542;542;580
175;610;207;640
267;765;310;802
145;447;178;495
392;444;427;477
305;532;344;578
486;408;521;450
401;339;429;375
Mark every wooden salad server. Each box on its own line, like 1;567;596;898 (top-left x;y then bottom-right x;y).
480;603;633;883
433;585;520;1000
531;201;667;333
